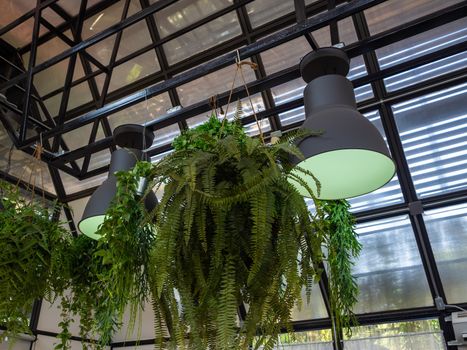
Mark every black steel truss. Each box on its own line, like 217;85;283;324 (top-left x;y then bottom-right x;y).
1;0;467;348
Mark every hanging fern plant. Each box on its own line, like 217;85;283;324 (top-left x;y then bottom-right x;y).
142;113;359;349
0;181;69;342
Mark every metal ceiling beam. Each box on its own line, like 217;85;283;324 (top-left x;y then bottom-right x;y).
0;0;180;93
48;36;467;167
17;0;388;148
19;0;120;54
62;66;467;182
52;0;89;152
37;0;327;106
19;0;42;143
24;0;466;150
139;0;186;131
0;0;59;36
294;0;319;49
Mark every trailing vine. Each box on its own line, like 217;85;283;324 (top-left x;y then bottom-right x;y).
320;199;362;343
54;162;156;349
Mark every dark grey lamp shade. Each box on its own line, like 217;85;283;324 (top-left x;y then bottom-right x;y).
290;48;396;200
78;124;157;239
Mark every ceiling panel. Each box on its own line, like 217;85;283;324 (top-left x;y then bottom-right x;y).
163;11;242;65
392;83;467;198
353;215;433;314
153;0;233;38
246;0;317;28
107;91;172;130
364;0;463;35
425;203;467;304
177;59;256;107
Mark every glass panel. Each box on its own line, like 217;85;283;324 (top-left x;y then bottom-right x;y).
348;56;367;80
33;59;70;97
311;25;330;47
89;149;111;171
364;0;462;35
117;19;154;60
81;0;137;40
0;18;48;47
376;18;467;69
0;0;36;29
279;106;305;126
244;118;270;136
392;83;467;198
354;84;373;103
344;320;444;349
112;301;158;342
425;203;467;304
163;11;241;65
60;169;107;195
246;0;318;28
271;78;305;107
42;7;63;27
0;338;31;350
338;16;358;46
57;0;102;16
43;92;62;118
108;50;160;93
20;33;68;67
384;52;467;92
151;124;180;149
67;81;93;111
353;215;432;314
291;285;328;321
260;36;310;75
108;92;172;129
61;122;105;151
349;176;403;213
186;92;265;129
221;93;265;120
177;61;256;107
38;297;84;336
85;34;117;66
154;0;233;37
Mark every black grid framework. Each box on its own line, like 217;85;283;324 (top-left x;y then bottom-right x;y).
0;0;467;349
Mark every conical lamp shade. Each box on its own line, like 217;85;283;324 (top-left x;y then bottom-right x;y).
290;48;396;200
78;148;157;239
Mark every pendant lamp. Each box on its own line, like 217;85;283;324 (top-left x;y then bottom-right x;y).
78;124;158;239
290;47;396;200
